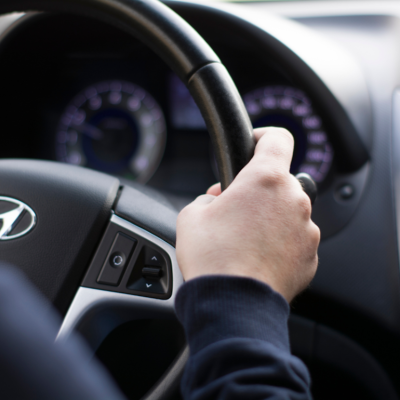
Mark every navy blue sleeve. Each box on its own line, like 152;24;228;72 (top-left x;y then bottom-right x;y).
175;276;312;400
0;264;125;400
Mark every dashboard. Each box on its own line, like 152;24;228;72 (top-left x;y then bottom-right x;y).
1;1;400;400
0;12;335;198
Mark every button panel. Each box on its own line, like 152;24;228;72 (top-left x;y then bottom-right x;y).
145;248;164;266
82;221;173;299
127;246;169;295
97;233;137;286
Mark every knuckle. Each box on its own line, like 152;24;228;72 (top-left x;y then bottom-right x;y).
274;127;294;144
297;193;312;218
305;223;320;256
266;142;286;158
308;254;319;280
264;127;294;151
311;223;321;245
255;166;288;187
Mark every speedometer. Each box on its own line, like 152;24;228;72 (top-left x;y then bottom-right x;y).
243;86;333;183
56;80;166;183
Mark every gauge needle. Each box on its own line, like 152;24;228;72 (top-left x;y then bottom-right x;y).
72;123;104;140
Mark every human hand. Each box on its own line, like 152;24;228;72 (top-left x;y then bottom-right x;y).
176;127;320;302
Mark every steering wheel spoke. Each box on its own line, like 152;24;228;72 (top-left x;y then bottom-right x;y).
58;214;183;351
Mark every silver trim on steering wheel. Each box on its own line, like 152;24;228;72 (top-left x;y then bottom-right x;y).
56;214;183;350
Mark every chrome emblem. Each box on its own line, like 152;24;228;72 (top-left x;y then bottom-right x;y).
0;197;36;241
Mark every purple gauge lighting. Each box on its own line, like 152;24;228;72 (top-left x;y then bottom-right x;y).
56;80;167;183
243;86;334;184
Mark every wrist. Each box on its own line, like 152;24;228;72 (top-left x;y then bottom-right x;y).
175;275;291;355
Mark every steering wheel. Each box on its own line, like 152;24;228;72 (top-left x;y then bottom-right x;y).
0;1;317;399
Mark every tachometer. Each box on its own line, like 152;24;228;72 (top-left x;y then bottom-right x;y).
243;86;333;183
56;80;166;183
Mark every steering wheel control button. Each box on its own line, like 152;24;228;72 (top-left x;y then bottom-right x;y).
128;245;170;295
83;220;173;299
145;248;165;266
97;233;137;286
110;252;125;268
142;266;162;279
130;278;166;294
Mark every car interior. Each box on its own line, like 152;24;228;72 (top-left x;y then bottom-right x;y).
0;0;399;399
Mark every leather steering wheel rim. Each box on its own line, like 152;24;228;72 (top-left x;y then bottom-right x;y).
0;0;255;190
0;1;256;399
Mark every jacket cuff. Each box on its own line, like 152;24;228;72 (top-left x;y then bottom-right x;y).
175;275;290;356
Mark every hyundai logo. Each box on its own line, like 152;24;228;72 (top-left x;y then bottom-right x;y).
0;197;36;241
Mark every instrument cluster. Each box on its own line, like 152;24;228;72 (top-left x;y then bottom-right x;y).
55;75;334;189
